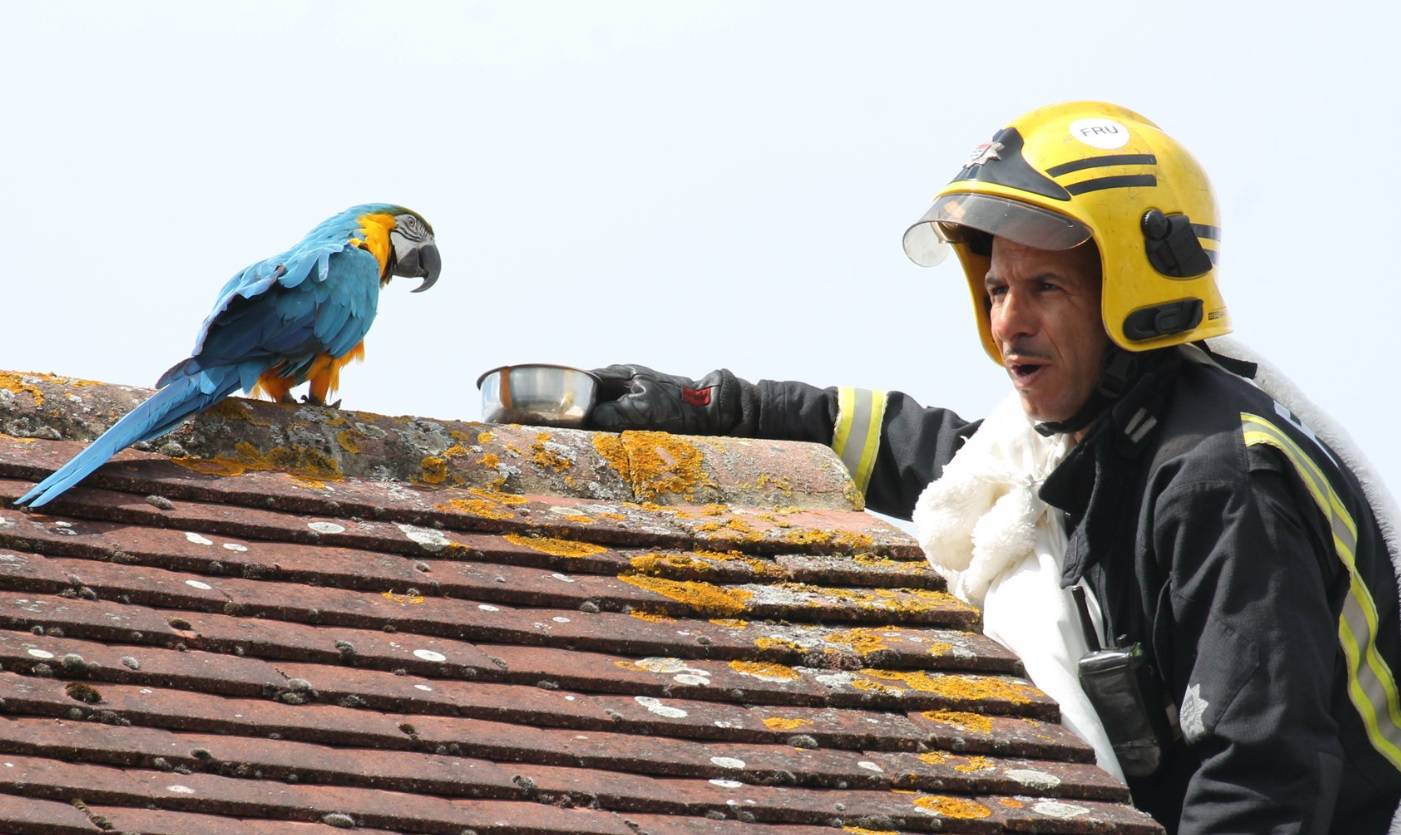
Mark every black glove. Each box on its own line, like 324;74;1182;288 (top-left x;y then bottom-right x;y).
587;364;759;435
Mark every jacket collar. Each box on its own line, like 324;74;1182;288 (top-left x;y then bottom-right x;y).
1039;349;1183;585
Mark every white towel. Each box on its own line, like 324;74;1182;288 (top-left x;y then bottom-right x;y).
912;392;1124;781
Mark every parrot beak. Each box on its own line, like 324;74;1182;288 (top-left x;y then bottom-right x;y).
393;241;441;293
410;242;440;293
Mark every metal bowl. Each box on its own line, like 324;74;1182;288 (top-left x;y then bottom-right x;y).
476;364;600;427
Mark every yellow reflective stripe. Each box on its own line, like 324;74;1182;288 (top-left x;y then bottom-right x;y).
1244;413;1358;541
831;387;887;496
1241;412;1401;769
833;387;857;460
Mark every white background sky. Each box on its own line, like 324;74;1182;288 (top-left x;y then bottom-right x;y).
4;2;1399;492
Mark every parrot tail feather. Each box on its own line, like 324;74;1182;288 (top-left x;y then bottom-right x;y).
15;370;242;509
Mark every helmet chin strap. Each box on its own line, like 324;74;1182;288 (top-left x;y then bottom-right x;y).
1033;347;1142;437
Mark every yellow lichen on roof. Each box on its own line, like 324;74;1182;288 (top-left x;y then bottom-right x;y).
728;660;800;682
843;828;897;835
754;636;805;654
953;755;994;773
503;533;606;558
467;487;528;506
920;710;994;734
912;795;992;819
860;669;1036;704
419;455;449;485
437;498;514;520
762;716;809;731
335;429;359;454
618;575;751;616
851;678;902;697
530;433;574;473
630;549;783;580
630;552;715;576
693;516;761;540
927;641;954;656
709;618;749;629
594;431;714;501
852;553;909;570
381;590;425;605
477;430;495;444
628;610;676;623
779;528;876;550
917;751;948;766
754;473;793;493
823;627;892;656
174;441;343;486
0;372;44;406
772;583;961;616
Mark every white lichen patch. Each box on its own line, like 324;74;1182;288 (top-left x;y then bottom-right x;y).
1032;799;1089;819
414;684;433;692
478;604;501;612
709;756;745;769
307;521;346;535
184;580;213;591
857;760;884;773
709;778;743;788
0;517;13;528
631;657;712;686
166;785;195;795
1005;769;1061;790
184;532;214;546
552;616;571;623
814;671;856;689
397;523;451;552
549;573;575;583
413;649;447;663
713;719;742;729
26;648;53;659
222;543;249;552
634;696;687;719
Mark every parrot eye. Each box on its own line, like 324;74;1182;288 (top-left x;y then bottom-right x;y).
394;214;428;241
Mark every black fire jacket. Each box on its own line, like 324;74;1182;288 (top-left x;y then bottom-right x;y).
749;351;1401;834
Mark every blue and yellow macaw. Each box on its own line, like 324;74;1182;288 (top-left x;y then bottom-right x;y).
16;204;441;509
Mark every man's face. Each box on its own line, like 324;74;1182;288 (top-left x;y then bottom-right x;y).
986;236;1109;424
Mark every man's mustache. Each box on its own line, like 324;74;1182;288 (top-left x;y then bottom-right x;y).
1002;340;1053;362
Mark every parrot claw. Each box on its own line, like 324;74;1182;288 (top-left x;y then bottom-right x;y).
300;394;342;409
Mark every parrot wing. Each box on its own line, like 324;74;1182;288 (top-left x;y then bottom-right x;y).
178;246;382;386
158;226;377;389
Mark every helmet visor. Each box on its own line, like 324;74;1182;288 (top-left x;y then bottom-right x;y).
902;192;1092;267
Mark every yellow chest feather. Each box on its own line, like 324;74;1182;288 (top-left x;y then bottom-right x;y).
350;212;397;281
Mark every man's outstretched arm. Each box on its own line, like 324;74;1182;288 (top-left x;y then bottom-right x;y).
587;365;979;519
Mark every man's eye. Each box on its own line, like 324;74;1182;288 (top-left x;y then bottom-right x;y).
987;285;1007;299
1038;281;1060;293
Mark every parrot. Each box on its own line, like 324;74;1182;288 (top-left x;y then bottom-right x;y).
15;203;441;509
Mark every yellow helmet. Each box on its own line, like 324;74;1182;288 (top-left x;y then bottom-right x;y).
903;101;1227;362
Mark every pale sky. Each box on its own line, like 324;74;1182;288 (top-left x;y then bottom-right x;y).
5;1;1399;491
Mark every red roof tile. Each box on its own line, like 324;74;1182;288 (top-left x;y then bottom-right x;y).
0;372;1162;833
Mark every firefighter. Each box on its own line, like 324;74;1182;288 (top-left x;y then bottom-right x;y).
587;101;1401;833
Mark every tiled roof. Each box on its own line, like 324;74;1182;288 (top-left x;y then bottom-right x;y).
0;372;1160;833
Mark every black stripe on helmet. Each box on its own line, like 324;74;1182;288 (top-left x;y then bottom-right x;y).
1046;154;1157;177
1192;223;1221;241
1065;174;1157;195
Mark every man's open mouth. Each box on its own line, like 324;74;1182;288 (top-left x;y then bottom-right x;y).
1008;362;1047;384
